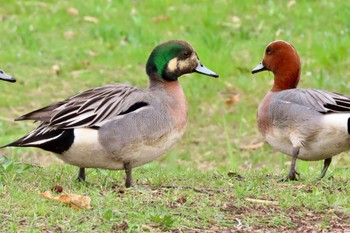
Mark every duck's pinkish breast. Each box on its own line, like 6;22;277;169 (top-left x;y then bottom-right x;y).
164;81;189;130
257;91;274;136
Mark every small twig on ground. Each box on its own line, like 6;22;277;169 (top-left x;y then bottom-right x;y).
234;218;243;229
239;142;264;150
141;224;157;231
245;197;278;205
157;185;220;194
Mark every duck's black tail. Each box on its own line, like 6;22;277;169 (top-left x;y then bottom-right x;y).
1;129;75;154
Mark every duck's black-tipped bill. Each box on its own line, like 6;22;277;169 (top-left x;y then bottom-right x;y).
0;69;16;83
194;62;219;78
251;62;266;74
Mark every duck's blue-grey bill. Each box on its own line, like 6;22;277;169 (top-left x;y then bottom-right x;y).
194;62;219;78
251;62;266;74
0;69;16;83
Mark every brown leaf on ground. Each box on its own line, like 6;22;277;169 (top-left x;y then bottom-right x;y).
81;60;90;68
64;30;74;40
86;50;98;57
151;15;170;23
67;7;79;16
71;70;87;78
287;0;296;8
225;93;240;106
84;16;99;24
51;64;60;75
40;191;91;209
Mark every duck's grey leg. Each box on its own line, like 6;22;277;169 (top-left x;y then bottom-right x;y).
319;157;332;179
77;167;85;181
282;147;300;181
124;162;132;188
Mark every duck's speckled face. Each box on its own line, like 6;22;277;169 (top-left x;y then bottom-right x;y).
146;40;218;81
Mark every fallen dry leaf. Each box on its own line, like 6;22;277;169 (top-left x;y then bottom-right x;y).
287;0;296;8
225;93;240;106
81;60;90;68
275;28;283;37
40;190;91;209
64;30;74;39
86;50;98;57
151;15;170;23
231;16;241;23
84;16;99;24
51;64;60;75
67;7;79;15
71;70;87;78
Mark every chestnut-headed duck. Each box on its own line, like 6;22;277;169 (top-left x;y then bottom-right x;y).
252;40;350;180
2;40;219;187
0;69;15;83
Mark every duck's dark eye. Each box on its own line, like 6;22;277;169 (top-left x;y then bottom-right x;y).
266;48;272;55
183;51;190;57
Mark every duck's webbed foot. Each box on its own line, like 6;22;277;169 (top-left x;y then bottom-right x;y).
280;147;300;181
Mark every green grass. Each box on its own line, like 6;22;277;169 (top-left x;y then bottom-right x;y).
1;0;350;231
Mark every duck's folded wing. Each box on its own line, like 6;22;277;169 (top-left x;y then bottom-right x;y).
276;88;350;113
16;84;147;129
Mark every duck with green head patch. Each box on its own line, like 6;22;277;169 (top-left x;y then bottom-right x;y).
2;40;218;188
147;40;216;82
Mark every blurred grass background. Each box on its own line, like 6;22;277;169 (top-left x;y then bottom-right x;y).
0;0;350;232
0;0;350;231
